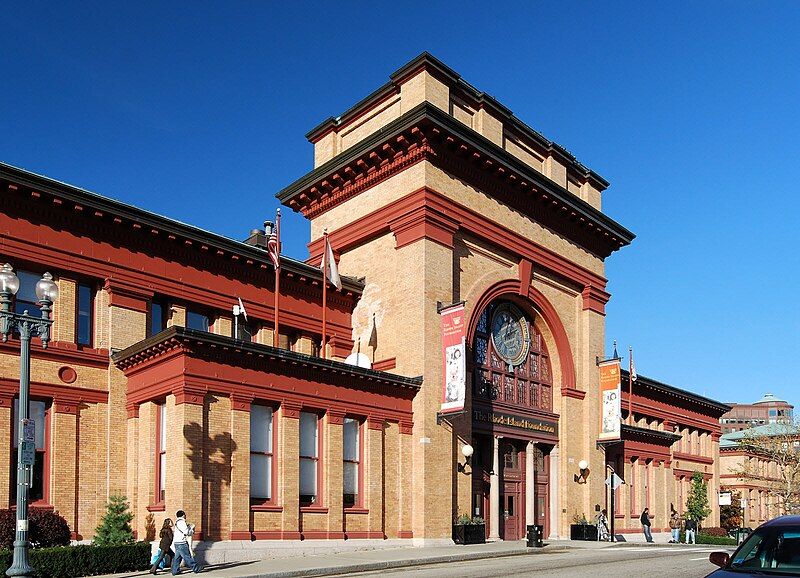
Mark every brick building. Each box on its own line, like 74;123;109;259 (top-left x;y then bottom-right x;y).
720;393;794;434
0;53;728;547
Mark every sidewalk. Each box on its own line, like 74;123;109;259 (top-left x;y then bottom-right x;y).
98;540;607;578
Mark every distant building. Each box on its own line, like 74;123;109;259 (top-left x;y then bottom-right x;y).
720;393;794;434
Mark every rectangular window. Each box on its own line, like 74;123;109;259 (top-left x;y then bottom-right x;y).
186;310;210;332
250;405;274;501
12;399;49;504
149;300;168;337
13;270;43;319
299;412;320;506
343;417;361;508
76;282;93;346
156;403;166;503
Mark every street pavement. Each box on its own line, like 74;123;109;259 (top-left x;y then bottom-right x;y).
98;541;733;578
326;546;729;577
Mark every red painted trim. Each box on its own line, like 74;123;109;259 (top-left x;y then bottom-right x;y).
250;504;283;512
229;531;252;540
0;378;108;405
53;400;79;415
389;204;459;250
672;452;714;465
581;285;610;316
344;507;369;515
518;259;533;295
466;280;576;390
0;340;109;369
146;503;166;512
367;417;384;431
561;387;586;400
399;421;413;435
57;366;77;384
398;530;414;539
230;392;253;412
126;402;139;419
372;358;396;372
104;277;152;313
307;187;608;307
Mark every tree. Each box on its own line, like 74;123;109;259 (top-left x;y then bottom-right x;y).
720;490;742;530
734;421;800;516
93;494;135;546
686;471;712;524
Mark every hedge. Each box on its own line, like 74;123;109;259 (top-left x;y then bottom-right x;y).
0;542;150;577
677;530;738;546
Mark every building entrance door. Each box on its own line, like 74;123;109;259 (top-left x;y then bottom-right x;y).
502;482;522;540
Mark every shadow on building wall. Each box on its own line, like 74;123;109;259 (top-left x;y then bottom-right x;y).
184;395;237;540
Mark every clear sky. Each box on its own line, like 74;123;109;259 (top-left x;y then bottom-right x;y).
2;2;798;406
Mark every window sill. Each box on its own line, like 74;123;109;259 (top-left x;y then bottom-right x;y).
300;506;329;514
12;503;53;511
250;504;283;512
344;507;369;515
147;503;166;512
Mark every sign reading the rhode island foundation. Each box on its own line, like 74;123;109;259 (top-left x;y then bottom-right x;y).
598;359;622;441
440;303;466;414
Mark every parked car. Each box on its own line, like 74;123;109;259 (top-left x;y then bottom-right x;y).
707;516;800;576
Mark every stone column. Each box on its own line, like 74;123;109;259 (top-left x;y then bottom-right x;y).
326;411;345;539
280;403;301;539
366;417;385;539
525;441;535;527
549;444;560;539
51;401;78;538
228;394;252;540
489;435;501;540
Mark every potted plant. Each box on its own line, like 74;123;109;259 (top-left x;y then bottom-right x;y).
453;514;486;544
569;513;598;541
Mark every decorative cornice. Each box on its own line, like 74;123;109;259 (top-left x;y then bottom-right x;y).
230;392;254;412
561;387;586;400
388;204;459;249
0;340;109;369
581;285;611;315
279;103;634;259
0;378;108;406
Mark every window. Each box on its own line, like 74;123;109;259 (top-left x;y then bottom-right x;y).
343;418;361;508
155;403;166;503
13;270;43;318
235;321;255;343
149;300;168;337
186;310;209;332
12;399;49;504
76;282;93;346
250;405;274;501
299;412;321;506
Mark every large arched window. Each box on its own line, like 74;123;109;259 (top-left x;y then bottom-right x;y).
471;300;553;411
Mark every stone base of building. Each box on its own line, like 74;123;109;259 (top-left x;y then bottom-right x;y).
190;538;421;565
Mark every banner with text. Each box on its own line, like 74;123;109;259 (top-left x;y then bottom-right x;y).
440;303;466;414
598;359;622;441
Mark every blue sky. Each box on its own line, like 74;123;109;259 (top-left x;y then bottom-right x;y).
2;2;798;406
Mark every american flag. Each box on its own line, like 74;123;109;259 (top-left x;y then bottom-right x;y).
267;228;279;270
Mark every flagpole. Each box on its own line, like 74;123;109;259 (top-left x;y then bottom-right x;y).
321;229;328;359
628;346;633;425
273;209;281;348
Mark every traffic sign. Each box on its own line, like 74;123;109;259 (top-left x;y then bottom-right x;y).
21;441;35;466
605;473;624;490
22;419;35;443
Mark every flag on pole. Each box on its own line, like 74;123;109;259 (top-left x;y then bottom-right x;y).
628;346;636;424
267;226;280;271
368;313;378;349
629;348;637;382
324;236;341;290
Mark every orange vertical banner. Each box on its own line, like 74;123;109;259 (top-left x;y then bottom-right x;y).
440;303;466;414
598;359;622;441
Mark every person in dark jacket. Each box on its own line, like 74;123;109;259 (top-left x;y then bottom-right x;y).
641;508;653;542
684;517;697;544
151;518;174;575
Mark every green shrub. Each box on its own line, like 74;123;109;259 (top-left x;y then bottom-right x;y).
93;494;134;546
697;534;737;546
0;542;150;577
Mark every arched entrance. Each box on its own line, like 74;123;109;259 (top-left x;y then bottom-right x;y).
469;294;561;540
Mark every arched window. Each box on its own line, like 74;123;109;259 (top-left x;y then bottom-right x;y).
471;300;553;411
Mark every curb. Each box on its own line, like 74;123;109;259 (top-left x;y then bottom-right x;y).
222;546;568;578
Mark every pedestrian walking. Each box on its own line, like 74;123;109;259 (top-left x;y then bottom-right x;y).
171;510;203;574
641;508;653;543
597;509;610;541
685;517;697;544
669;506;681;543
150;519;174;574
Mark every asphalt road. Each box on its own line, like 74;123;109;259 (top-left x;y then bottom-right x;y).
329;546;732;578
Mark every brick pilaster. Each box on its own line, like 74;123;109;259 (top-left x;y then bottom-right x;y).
280;403;301;539
326;411;345;539
366;417;385;538
51;407;78;538
229;394;252;540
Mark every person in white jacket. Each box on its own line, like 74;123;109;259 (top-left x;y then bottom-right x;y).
170;510;203;574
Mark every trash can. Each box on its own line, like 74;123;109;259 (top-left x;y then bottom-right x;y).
736;527;753;545
526;524;544;547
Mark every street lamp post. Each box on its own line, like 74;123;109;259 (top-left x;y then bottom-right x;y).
0;264;58;578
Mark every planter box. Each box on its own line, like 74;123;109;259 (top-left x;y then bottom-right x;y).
453;523;486;545
570;524;598;541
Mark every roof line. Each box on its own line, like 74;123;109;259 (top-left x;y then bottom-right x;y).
621;369;730;414
0;161;364;293
112;325;423;390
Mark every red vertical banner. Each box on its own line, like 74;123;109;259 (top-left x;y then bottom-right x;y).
598;359;622;441
440;303;466;414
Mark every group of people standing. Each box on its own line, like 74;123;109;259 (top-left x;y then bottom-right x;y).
150;510;205;575
597;506;699;543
